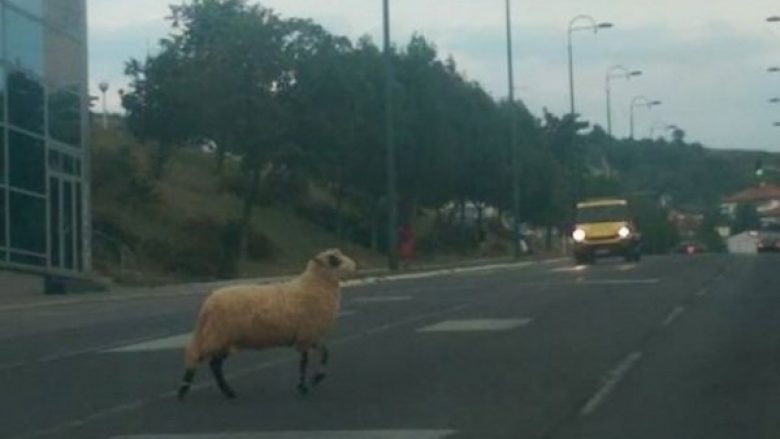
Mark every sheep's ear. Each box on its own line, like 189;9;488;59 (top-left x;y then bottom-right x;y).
327;254;341;268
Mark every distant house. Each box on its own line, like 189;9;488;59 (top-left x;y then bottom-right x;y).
726;232;758;254
720;183;780;228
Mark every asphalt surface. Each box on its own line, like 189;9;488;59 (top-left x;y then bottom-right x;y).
1;254;778;439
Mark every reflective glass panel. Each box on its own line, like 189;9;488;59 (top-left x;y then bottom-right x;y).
6;8;44;76
9;129;45;194
8;69;45;134
9;190;45;254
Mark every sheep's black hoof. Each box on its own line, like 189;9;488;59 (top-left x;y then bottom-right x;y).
297;383;309;395
177;388;189;401
312;373;327;387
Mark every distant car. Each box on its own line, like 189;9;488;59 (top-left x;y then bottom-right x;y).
571;198;641;264
677;242;702;255
757;228;780;253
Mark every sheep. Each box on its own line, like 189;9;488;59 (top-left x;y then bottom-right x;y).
176;248;357;400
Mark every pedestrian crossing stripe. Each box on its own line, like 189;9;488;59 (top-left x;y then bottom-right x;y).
351;296;412;303
105;334;191;353
418;318;533;332
110;430;456;439
104;310;357;353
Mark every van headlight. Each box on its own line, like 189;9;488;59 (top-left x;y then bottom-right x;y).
572;229;586;242
618;226;631;239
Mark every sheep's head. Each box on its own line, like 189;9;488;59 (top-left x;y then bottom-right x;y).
313;248;357;279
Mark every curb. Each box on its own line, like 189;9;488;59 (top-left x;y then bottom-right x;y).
0;257;568;312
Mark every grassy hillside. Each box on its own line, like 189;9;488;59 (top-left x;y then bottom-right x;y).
90;119;385;285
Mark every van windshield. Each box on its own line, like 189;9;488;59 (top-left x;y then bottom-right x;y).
577;205;629;223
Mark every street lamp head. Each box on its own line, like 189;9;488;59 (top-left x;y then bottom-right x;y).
769;98;780;104
598;22;614;29
630;70;643;77
769;67;780;73
99;81;109;93
767;16;780;23
774;122;780;127
650;100;662;106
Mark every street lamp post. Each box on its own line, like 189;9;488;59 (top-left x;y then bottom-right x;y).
567;15;613;116
629;95;662;139
382;0;399;270
505;0;521;258
605;65;642;137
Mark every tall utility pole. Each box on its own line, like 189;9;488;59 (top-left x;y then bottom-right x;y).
505;0;521;258
383;0;399;270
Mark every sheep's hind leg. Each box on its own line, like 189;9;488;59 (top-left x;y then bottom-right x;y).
297;350;310;395
210;354;236;399
311;344;329;387
177;368;197;401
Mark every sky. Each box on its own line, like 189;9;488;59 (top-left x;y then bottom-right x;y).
88;0;780;151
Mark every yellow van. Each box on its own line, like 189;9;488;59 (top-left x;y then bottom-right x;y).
572;198;641;264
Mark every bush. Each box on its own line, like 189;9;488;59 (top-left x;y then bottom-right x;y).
171;217;240;279
247;229;276;260
92;145;157;206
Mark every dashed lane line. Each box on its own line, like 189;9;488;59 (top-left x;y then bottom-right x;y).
580;351;643;416
660;306;685;327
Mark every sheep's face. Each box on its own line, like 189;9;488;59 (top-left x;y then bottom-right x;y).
315;248;357;279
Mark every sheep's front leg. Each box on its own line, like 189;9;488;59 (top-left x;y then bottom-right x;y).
297;349;310;395
311;344;329;387
210;354;236;399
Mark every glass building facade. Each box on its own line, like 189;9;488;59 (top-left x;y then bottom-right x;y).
0;0;89;275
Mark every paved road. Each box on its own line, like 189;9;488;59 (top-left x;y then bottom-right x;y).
1;254;778;439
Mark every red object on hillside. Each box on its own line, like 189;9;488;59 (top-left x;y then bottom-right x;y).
398;224;416;264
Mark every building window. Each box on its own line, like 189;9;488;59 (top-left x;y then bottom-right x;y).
43;0;84;40
0;67;6;122
45;27;80;92
0;189;5;248
0;125;5;183
6;7;45;77
9;129;45;194
49;91;81;146
49;177;59;266
8;69;45;134
9;190;46;255
0;3;4;61
6;0;43;17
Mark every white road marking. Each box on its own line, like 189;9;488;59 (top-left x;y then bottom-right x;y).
551;265;589;273
695;285;710;296
351;296;412;304
418;318;533;332
617;264;637;271
660;306;685;327
580;351;643;416
111;431;456;439
104;334;191;353
338;309;356;318
577;279;660;285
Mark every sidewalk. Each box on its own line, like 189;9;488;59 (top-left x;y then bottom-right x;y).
0;255;566;312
